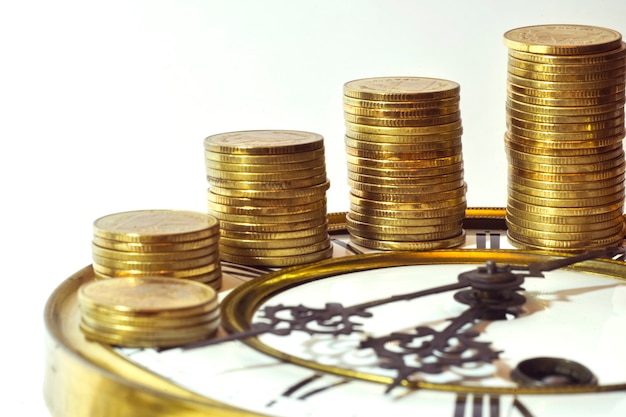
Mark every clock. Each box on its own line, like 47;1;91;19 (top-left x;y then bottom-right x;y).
44;209;626;417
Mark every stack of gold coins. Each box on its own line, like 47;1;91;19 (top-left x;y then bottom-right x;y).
78;276;220;348
503;24;626;252
343;76;467;250
204;130;332;267
92;210;222;290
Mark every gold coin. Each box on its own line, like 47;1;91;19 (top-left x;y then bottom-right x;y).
507;77;625;96
207;173;327;191
91;243;217;262
219;231;329;249
349;202;467;221
219;214;327;233
505;203;624;225
347;170;464;186
347;210;465;227
343;77;460;101
207;189;324;207
219;245;333;267
209;206;327;224
506;214;625;234
93;261;221;279
345;120;462;135
503;24;623;55
348;178;465;194
347;161;464;178
505;219;624;241
508;177;624;198
203;130;323;155
220;237;331;257
348;231;465;251
507;124;624;141
207;198;326;216
508;170;624;191
504;134;623;156
505;131;624;150
507;55;626;73
507;152;624;174
346;213;463;232
345;128;463;144
91;235;219;253
509;164;625;182
506;228;624;251
208;180;330;199
349;192;466;210
219;222;328;240
508;186;625;208
507;195;623;216
506;41;626;64
350;183;467;203
206;165;326;181
347;223;462;242
206;157;325;173
78;276;217;315
344;135;462;152
506;145;624;166
343;103;460;118
507;65;626;82
507;115;624;133
507;89;625;107
345;144;463;160
506;104;624;123
343;112;461;127
345;153;463;169
92;251;219;271
343;95;460;109
84;307;220;328
205;147;325;164
506;97;626;116
93;210;220;243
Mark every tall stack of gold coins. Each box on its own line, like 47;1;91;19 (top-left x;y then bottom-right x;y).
91;210;222;290
204;130;332;267
78;276;220;348
343;76;467;250
503;24;626;252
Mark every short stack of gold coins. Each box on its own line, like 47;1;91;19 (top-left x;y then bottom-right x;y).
503;24;626;252
204;130;333;267
91;210;222;290
342;76;467;250
78;276;220;348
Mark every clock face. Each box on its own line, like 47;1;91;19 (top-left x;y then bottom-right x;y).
116;244;626;417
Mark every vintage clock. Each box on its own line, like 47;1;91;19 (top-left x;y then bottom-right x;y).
44;210;626;417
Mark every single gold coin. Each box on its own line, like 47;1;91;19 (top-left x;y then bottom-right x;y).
205;147;325;164
343;112;461;127
507;55;626;73
91;235;219;253
507;65;626;82
208;180;330;199
347;161;464;178
207;198;326;216
204;130;323;155
343;103;460;118
346;153;462;169
503;24;623;55
506;105;624;124
505;203;624;226
344;144;463;160
506;41;626;64
219;214;327;233
507;89;625;107
343;95;460;109
92;261;221;279
347;170;464;186
93;210;220;243
345;128;462;144
345;120;462;136
505;97;626;116
507;195;623;216
348;231;465;251
348;178;465;195
349;202;467;221
343;77;460;101
206;165;326;181
78;276;217;315
206;157;324;173
350;183;467;203
344;135;462;152
349;191;466;210
219;245;333;267
508;186;625;208
91;243;217;262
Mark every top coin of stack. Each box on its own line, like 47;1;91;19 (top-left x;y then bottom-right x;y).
204;130;332;267
78;276;220;348
92;210;222;290
343;76;467;251
503;24;626;252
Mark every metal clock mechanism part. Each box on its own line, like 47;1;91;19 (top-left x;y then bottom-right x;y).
175;247;624;392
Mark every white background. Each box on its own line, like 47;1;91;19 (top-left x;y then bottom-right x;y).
1;0;625;415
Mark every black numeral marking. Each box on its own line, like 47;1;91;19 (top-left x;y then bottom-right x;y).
454;394;534;417
267;373;349;407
